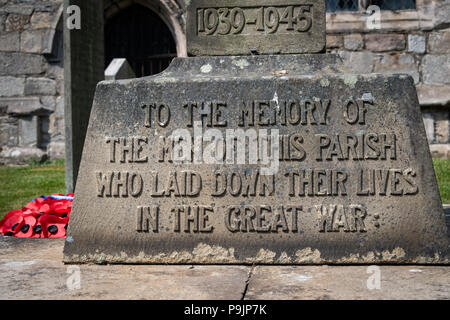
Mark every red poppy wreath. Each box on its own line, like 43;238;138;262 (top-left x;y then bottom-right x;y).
0;194;73;239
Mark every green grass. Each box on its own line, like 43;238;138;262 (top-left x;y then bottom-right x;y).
0;160;66;219
433;159;450;204
0;159;448;220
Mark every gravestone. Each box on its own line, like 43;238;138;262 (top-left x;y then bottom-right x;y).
64;0;449;264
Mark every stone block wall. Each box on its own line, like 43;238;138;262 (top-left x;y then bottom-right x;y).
0;0;64;164
326;0;450;158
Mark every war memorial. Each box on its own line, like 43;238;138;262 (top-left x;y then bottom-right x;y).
63;0;449;265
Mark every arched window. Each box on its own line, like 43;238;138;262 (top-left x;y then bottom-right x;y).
104;3;177;77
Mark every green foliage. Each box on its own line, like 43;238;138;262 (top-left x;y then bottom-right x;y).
26;157;45;166
0;161;66;219
433;159;450;204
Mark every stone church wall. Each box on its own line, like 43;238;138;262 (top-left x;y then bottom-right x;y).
0;0;64;164
326;0;450;158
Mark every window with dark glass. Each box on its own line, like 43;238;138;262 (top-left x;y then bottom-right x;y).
326;0;416;12
326;0;359;12
371;0;416;10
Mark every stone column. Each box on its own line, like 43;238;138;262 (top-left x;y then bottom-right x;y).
64;0;104;192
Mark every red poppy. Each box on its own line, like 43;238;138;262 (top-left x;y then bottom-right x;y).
0;194;73;238
0;210;21;228
0;211;24;236
24;198;51;215
15;215;37;238
40;215;67;239
50;200;72;216
32;221;43;238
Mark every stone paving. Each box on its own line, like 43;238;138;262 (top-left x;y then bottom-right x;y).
0;235;449;300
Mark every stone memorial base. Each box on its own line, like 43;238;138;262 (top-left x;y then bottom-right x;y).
65;54;449;265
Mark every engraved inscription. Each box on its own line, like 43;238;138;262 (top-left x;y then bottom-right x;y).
317;204;367;233
106;137;148;163
96;94;421;236
173;206;214;233
150;171;202;197
225;205;302;233
136;206;159;233
141;103;171;128
197;5;313;36
187;0;326;55
96;171;143;198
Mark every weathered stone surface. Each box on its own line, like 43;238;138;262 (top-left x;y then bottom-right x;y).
39;95;56;111
25;77;56;95
5;14;30;32
49;108;64;136
54;95;64;116
0;146;46;164
104;58;135;81
0;12;6;32
47;63;64;80
423;113;434;143
19;115;38;147
1;236;450;300
417;84;450;107
373;53;420;85
0;52;45;76
56;79;64;96
0;237;249;300
344;34;363;51
30;11;57;29
41;28;57;54
20;29;44;53
245;265;450;300
434;0;450;30
0;32;20;52
428;29;450;54
0;76;25;97
48;140;65;160
0;4;34;16
435;112;449;144
408;34;426;54
1;97;53;115
0;116;18;147
64;55;448;264
326;34;343;49
33;1;61;13
422;54;450;85
338;51;374;74
430;144;450;159
365;34;406;52
186;0;326;56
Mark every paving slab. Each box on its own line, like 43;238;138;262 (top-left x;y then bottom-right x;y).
245;265;450;300
0;236;249;300
0;235;449;300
